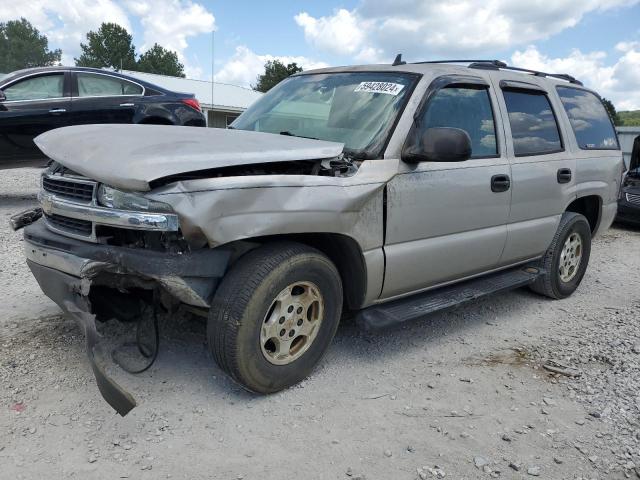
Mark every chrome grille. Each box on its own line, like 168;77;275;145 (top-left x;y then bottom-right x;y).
626;193;640;206
45;213;93;236
42;176;95;203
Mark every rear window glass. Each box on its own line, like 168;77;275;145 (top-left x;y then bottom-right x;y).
503;89;562;156
556;87;618;150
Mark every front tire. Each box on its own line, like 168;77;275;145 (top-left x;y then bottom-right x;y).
530;212;592;299
208;242;343;393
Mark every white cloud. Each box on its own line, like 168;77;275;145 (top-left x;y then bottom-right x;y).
124;0;215;78
214;45;328;88
511;45;640;110
0;0;132;65
294;9;368;56
295;1;640;61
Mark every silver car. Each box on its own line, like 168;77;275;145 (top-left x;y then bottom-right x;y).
12;59;624;415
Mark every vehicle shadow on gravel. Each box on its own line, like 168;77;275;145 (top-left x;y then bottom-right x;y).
330;287;540;366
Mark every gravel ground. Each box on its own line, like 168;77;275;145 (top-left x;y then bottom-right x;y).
1;168;640;480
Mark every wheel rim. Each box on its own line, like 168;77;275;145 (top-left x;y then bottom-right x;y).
558;232;583;283
260;281;324;365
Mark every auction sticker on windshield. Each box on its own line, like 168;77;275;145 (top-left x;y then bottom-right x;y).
354;82;405;95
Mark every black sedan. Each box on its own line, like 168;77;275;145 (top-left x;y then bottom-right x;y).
0;66;206;168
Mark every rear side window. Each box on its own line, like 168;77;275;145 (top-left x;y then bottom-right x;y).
416;86;498;158
556;87;618;150
503;89;562;156
77;73;143;97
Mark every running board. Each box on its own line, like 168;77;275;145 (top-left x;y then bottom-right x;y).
356;266;545;330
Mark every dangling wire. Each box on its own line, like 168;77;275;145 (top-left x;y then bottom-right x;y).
112;290;161;374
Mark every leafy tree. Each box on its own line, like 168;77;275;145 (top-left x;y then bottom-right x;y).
137;44;185;77
602;97;621;126
619;110;640;127
75;23;137;70
253;60;303;93
0;18;61;72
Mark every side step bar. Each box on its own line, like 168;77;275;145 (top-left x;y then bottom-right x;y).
356;266;545;330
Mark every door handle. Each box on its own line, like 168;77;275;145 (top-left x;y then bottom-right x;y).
491;174;511;192
119;103;134;107
557;168;572;184
49;108;66;114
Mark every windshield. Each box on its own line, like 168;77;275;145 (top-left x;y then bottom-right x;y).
232;72;418;158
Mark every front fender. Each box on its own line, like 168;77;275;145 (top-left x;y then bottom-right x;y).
148;159;400;251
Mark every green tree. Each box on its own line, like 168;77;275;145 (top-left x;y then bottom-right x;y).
137;44;185;77
602;97;621;126
0;18;61;72
619;110;640;127
75;23;136;70
253;60;303;93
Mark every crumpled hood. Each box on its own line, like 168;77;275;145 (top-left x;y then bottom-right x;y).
34;124;345;191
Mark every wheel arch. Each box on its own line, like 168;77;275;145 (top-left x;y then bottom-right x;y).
565;194;602;233
225;233;368;312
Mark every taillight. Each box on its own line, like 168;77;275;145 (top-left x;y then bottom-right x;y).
181;98;201;112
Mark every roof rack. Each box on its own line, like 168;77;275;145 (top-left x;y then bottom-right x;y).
393;57;583;86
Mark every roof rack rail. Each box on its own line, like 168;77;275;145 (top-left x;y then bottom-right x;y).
466;62;583;86
407;59;584;86
412;59;507;67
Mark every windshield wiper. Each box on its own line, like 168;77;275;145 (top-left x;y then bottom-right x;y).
279;131;319;140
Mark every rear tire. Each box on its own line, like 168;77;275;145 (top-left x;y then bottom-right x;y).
208;242;343;393
530;212;591;299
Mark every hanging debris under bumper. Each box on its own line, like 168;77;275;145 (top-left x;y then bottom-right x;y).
22;220;231;415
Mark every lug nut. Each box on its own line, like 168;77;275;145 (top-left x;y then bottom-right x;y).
279;317;285;324
280;329;286;337
288;330;295;338
297;319;303;326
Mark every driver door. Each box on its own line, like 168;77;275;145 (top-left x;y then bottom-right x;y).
382;77;511;299
0;71;71;165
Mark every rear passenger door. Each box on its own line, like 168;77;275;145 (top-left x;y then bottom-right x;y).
490;77;576;265
70;72;144;125
382;76;511;298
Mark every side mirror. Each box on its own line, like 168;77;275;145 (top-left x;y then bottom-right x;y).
403;127;472;163
0;90;5;102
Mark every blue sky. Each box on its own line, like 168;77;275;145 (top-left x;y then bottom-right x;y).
1;0;640;108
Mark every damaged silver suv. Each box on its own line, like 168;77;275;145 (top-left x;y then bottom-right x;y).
12;59;624;415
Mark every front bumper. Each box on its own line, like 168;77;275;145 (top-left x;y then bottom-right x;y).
617;190;640;226
23;219;231;415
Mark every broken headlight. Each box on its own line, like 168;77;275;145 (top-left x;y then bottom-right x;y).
97;185;173;213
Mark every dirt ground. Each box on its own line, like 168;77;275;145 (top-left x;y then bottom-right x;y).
1;168;640;480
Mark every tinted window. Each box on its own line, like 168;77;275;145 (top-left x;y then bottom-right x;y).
556;87;618;150
4;74;64;101
77;73;143;97
419;86;497;157
503;90;562;156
